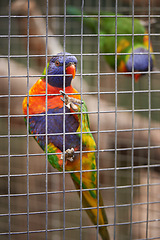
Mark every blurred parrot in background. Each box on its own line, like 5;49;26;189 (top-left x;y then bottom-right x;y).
23;52;110;240
67;6;154;82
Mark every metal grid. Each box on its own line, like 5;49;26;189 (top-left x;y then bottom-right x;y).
0;0;160;240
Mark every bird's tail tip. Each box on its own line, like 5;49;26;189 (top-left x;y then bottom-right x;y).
99;225;110;240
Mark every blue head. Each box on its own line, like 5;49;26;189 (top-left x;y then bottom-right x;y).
126;47;153;73
47;52;77;88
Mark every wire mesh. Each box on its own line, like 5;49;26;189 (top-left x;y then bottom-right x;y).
0;0;160;240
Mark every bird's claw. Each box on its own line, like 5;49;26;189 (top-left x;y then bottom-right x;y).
60;148;75;162
60;90;83;112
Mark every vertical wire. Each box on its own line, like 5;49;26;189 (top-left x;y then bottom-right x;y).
63;1;67;239
130;0;135;238
114;1;118;239
7;0;11;239
45;0;49;239
96;0;101;239
26;0;30;239
80;0;84;239
146;0;151;238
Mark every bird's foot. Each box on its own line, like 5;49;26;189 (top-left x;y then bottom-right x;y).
60;147;75;162
60;90;83;112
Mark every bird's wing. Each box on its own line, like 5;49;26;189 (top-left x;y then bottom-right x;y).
27;106;80;152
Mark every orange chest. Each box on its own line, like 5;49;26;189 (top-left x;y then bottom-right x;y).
22;79;81;117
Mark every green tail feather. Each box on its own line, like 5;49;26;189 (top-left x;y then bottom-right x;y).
71;175;110;240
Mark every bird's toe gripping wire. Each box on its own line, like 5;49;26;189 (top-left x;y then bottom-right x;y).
60;90;83;112
60;147;75;162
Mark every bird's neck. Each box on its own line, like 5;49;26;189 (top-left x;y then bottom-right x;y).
31;79;76;95
23;78;79;116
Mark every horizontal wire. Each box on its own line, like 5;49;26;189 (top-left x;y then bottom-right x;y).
0;125;160;139
0;163;159;179
0;200;159;217
0;141;160;154
1;33;160;38
0;181;160;198
2;87;160;96
135;237;160;240
0;14;160;18
0;71;160;79
2;88;160;98
1;52;160;58
0;218;159;236
0;108;160;118
0;144;160;159
0;52;159;58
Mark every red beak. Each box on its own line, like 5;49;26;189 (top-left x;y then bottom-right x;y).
66;64;76;79
134;73;141;82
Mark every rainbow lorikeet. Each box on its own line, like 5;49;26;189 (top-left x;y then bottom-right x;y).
67;6;154;82
23;53;110;240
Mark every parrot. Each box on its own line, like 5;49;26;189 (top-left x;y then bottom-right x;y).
67;6;154;82
23;52;110;240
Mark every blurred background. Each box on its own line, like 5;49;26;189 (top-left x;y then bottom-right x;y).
0;0;160;239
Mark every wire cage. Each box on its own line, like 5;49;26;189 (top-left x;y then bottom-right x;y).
0;0;160;239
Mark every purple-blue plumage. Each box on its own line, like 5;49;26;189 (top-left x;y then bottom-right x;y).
29;107;80;151
126;48;153;72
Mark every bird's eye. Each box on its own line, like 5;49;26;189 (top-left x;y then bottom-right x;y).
55;60;60;66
